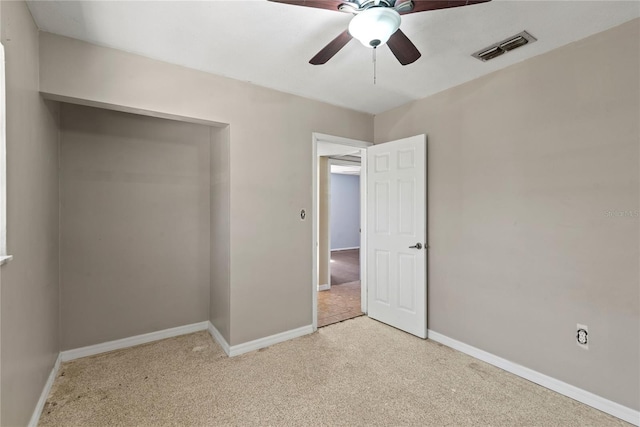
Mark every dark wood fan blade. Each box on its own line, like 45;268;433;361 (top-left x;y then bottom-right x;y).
387;29;421;65
401;0;491;15
268;0;345;12
310;30;353;65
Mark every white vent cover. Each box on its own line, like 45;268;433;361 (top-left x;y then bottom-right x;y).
472;31;537;62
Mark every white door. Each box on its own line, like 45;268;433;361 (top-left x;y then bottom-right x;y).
367;135;426;338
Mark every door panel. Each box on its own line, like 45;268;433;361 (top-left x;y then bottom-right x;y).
374;182;390;234
398;253;416;313
367;135;426;338
398;179;415;235
374;250;391;304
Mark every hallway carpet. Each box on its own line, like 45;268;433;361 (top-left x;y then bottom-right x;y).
330;248;360;285
317;281;363;327
39;317;628;426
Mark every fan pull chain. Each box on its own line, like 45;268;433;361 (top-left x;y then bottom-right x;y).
373;47;377;85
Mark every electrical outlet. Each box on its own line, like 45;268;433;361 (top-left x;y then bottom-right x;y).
576;324;588;349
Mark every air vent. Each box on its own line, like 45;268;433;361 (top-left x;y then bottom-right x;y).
472;31;537;62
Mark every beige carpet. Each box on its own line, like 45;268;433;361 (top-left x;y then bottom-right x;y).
39;317;628;426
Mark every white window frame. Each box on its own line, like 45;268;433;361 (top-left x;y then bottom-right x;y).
0;43;12;265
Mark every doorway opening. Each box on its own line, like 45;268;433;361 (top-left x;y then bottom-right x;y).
313;133;427;337
312;133;372;331
318;160;362;327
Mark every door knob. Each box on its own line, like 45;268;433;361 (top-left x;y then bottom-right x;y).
409;243;422;250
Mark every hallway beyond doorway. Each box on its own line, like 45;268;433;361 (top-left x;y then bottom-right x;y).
318;249;362;327
318;281;363;327
330;249;360;285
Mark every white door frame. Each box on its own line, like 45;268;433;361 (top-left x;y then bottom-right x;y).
312;133;372;331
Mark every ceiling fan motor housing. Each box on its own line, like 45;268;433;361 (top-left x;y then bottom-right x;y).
358;0;394;9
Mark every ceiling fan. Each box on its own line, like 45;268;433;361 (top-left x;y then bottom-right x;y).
269;0;491;65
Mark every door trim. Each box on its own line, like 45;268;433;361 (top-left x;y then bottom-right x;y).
312;133;372;331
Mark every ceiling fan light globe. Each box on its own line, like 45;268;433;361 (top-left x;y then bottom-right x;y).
348;8;401;48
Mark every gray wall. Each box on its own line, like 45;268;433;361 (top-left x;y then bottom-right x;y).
59;103;211;350
38;32;374;346
330;173;360;250
210;126;230;343
374;19;640;410
0;2;60;425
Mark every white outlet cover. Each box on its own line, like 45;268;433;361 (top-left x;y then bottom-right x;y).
576;323;589;350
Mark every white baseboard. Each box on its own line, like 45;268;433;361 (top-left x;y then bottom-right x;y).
28;353;61;427
228;324;314;357
34;324;635;425
207;321;231;356
318;283;330;291
60;321;209;362
331;247;360;252
208;321;314;357
427;330;640;426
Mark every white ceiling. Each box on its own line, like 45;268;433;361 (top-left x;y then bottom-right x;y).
27;1;639;114
331;164;361;175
